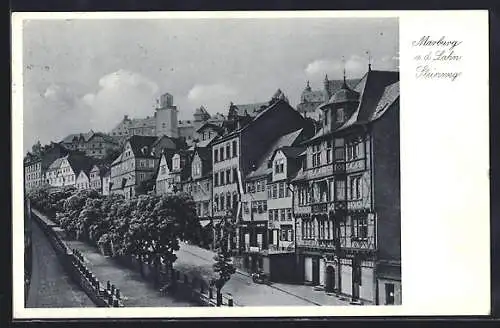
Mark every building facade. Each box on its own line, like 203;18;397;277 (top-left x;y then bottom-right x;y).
89;164;109;193
102;170;111;195
110;135;181;199
44;153;95;189
24;142;70;191
292;68;401;305
76;170;91;190
60;131;119;159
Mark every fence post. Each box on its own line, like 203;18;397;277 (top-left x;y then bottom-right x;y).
228;294;234;307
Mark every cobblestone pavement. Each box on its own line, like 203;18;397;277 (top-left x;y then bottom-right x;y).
26;220;96;308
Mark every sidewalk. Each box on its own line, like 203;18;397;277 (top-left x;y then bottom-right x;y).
65;239;196;307
270;283;352;306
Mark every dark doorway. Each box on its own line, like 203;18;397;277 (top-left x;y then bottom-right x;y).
325;265;335;292
385;283;395;305
312;257;320;285
352;258;361;301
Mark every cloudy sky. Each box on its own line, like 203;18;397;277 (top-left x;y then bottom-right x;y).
22;17;398;153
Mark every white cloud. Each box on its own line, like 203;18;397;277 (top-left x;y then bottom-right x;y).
305;53;398;80
82;69;159;131
305;55;368;80
24;70;160;152
187;83;238;114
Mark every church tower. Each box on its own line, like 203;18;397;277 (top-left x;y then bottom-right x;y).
155;93;179;138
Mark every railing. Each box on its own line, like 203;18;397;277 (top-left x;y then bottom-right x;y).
31;208;123;307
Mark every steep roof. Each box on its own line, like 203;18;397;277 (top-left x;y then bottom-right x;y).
66;154;95;176
305;70;399;141
246;129;306;180
127;135;159;158
337;70;399;131
280;146;307;160
46;157;65;171
130;116;156;129
325;78;360;97
370;81;400;121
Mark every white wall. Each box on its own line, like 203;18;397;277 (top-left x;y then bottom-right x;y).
341;263;352;296
304;257;313;282
360;266;374;302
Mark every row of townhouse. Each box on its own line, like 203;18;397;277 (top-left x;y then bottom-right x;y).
151;68;401;306
43;152;110;194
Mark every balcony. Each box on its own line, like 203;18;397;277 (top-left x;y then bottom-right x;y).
297;238;336;251
346;158;366;173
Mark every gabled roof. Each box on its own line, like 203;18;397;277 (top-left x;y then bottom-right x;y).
46;157;66;171
246;129;306;180
280;146;307;160
66;154;95;176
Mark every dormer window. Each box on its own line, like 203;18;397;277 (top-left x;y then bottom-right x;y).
172;155;181;170
274;159;284;174
336;108;345;123
324;110;329;126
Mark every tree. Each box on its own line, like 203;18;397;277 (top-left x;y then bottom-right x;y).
102;146;122;164
135;178;156;196
31;140;42;156
211;214;236;306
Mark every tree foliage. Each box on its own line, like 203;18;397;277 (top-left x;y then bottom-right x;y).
27;186;203;276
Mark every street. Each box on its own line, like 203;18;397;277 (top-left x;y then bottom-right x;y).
175;242;321;306
26;219;96;308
